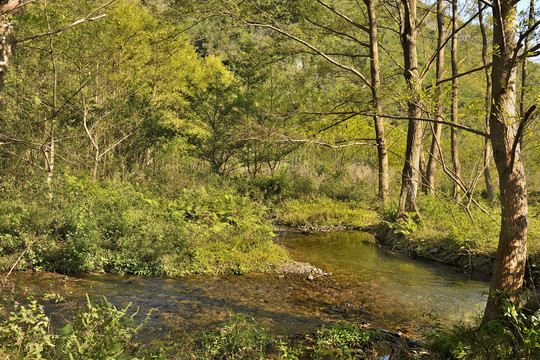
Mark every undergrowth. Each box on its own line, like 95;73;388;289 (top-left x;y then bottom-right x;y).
427;301;540;359
0;175;288;276
0;294;148;359
277;196;381;230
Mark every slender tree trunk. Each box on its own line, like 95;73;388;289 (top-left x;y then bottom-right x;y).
398;0;422;216
450;0;461;199
93;152;100;183
519;0;534;120
424;0;445;194
364;0;389;203
482;0;528;325
46;1;56;201
478;0;494;202
0;0;20;89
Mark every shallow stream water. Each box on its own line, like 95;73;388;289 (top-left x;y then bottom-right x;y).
8;231;490;341
281;231;490;322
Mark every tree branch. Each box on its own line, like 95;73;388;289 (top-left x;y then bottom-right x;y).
315;0;369;32
510;105;537;171
17;0;117;43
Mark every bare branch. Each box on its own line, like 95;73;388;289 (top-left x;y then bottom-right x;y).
0;0;36;15
510;105;537;171
420;6;486;79
17;0;118;43
315;0;369;32
426;62;492;89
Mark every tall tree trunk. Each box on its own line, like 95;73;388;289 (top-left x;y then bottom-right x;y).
481;0;528;325
0;0;20;89
519;0;534;120
478;0;494;202
450;0;461;199
398;0;422;216
45;1;56;201
364;0;389;204
424;0;445;194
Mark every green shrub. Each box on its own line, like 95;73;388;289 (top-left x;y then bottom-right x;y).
0;176;289;276
314;323;375;359
194;316;272;359
0;295;146;360
428;302;540;359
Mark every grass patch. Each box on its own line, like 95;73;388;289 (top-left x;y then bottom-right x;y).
377;193;540;273
137;319;382;359
276;196;381;230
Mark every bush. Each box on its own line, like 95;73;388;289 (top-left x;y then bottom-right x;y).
0;295;146;359
194;316;272;359
428;302;540;359
0;176;289;276
315;323;373;356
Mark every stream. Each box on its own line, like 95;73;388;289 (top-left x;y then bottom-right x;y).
8;231;490;341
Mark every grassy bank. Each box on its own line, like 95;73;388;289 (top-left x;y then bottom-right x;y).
0;176;288;276
375;193;540;275
276;196;381;231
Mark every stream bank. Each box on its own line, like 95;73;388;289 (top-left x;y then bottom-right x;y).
1;230;495;358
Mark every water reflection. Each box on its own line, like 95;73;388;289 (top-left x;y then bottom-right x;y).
282;231;489;321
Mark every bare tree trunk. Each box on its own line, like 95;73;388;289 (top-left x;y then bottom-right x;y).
0;0;21;89
93;151;99;183
45;0;56;201
481;0;528;325
424;0;445;195
450;0;461;199
398;0;422;216
364;0;389;203
478;0;494;202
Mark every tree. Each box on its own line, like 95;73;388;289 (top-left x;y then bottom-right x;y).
481;0;530;324
478;0;495;202
397;0;423;216
450;0;461;199
182;0;391;202
423;0;445;195
0;0;28;88
364;0;389;202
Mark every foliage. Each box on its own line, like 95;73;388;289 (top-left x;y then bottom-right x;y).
135;317;382;359
193;316;272;359
377;194;540;273
277;196;381;230
0;295;145;359
427;302;540;359
0;175;289;276
0;300;54;358
314;323;375;359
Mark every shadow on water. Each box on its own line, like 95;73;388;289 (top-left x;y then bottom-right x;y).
8;231;490;342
